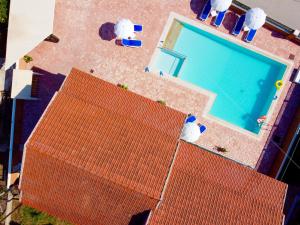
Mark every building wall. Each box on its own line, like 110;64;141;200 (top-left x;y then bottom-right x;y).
269;107;300;178
5;0;56;69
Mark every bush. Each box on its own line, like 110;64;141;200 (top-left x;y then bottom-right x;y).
0;0;8;24
214;146;227;153
23;55;33;63
157;100;166;105
117;83;128;90
11;206;73;225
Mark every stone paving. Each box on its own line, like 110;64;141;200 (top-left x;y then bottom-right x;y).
24;0;300;168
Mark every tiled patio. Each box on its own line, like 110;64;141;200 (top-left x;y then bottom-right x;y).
25;0;300;168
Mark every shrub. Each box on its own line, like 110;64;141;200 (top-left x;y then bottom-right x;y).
157;100;166;105
214;146;227;153
0;0;8;24
16;206;72;225
23;55;33;63
117;83;128;90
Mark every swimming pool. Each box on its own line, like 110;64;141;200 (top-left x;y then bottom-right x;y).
151;19;287;134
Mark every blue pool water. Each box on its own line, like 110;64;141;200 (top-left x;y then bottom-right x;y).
152;21;287;134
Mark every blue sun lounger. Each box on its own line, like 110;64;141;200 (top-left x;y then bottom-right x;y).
134;24;143;32
232;14;245;36
121;39;142;47
213;10;226;27
244;29;257;43
199;124;207;134
186;114;196;123
198;0;211;21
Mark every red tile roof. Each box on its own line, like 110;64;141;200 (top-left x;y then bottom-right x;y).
21;149;158;225
60;69;182;138
20;68;186;225
20;68;287;225
149;141;287;225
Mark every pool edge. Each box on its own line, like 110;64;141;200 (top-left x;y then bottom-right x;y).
148;12;294;140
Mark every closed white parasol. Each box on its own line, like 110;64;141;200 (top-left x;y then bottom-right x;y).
210;0;232;12
245;8;266;30
181;122;201;143
114;19;135;39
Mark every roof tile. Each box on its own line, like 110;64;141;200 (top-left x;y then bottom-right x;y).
148;141;287;225
20;68;186;225
20;68;287;225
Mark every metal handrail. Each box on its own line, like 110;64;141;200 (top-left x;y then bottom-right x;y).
159;47;187;59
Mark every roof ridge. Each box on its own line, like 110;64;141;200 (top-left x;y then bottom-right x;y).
148;138;183;222
159;140;183;200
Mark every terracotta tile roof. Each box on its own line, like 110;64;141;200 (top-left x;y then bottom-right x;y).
20;68;287;225
148;141;287;225
21;150;158;225
20;68;186;225
61;69;182;138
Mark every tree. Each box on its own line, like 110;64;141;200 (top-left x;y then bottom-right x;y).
0;0;8;24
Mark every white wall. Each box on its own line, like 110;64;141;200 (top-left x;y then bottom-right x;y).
5;0;56;69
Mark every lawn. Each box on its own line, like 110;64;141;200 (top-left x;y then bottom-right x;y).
11;204;72;225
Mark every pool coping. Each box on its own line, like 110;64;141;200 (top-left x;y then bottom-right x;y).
148;12;294;140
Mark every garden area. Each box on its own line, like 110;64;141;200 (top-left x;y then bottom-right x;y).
10;204;72;225
0;187;72;225
0;187;71;225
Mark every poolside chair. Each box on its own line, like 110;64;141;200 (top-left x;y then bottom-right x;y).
121;39;142;47
198;124;207;134
213;10;226;27
134;24;143;32
185;114;197;123
244;29;257;43
198;0;211;21
232;14;245;36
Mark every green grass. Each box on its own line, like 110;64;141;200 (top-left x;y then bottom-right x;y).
11;205;73;225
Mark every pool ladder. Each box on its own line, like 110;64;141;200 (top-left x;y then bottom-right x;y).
158;47;187;59
158;47;186;76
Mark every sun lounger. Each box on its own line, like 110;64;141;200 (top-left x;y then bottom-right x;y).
199;124;207;134
121;39;142;47
213;10;226;27
134;24;143;32
198;0;211;21
186;115;196;123
232;14;245;36
244;29;257;43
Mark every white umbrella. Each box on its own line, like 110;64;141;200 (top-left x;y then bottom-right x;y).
210;0;232;12
114;19;135;39
181;122;201;143
245;8;266;30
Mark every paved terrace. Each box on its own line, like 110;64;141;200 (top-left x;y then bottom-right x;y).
23;0;300;168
